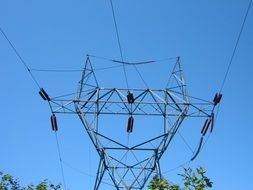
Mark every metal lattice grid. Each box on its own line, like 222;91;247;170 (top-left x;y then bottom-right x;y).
40;56;220;190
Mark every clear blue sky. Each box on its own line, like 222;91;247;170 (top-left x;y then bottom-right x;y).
0;0;252;189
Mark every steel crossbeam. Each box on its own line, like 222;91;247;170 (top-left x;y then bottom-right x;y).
45;56;216;189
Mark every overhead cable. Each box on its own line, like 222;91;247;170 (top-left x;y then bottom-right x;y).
219;0;252;92
0;26;68;190
0;27;41;89
199;0;252;158
54;133;67;190
109;0;129;89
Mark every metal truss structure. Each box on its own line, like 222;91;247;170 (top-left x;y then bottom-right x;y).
40;56;221;190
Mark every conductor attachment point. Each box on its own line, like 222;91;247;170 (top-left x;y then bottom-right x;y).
213;93;222;106
39;88;51;101
127;92;134;104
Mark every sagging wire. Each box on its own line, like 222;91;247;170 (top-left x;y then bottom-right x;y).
20;55;177;73
0;27;41;89
30;68;82;73
54;132;67;190
109;0;158;89
61;160;116;187
219;0;252;93
177;131;194;154
0;26;68;190
89;53;178;64
196;0;252;159
109;0;129;89
162;160;191;175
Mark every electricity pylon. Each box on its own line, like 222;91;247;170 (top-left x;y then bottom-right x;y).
40;56;221;190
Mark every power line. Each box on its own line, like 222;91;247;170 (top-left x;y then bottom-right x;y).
89;53;178;63
109;0;151;89
30;66;122;72
200;0;252;159
133;65;149;88
54;133;67;190
177;131;194;154
162;160;191;174
219;0;252;92
0;27;41;89
0;26;69;189
30;68;82;72
61;160;115;187
109;0;129;89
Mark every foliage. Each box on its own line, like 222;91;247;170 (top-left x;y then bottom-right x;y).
148;175;169;190
178;167;212;190
1;166;212;190
0;171;61;190
148;167;213;190
0;172;21;190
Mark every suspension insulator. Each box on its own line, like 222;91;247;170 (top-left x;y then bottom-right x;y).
213;93;222;106
127;116;134;133
50;114;58;131
210;113;214;133
127;92;134;104
191;136;203;161
201;118;211;136
39;91;46;100
203;119;211;136
201;119;209;134
39;88;51;101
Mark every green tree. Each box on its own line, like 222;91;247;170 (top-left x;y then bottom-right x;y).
148;167;213;190
0;171;61;190
148;175;169;190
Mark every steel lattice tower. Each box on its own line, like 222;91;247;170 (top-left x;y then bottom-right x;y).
40;56;221;190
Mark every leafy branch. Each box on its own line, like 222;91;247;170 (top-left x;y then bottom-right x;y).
148;167;213;190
